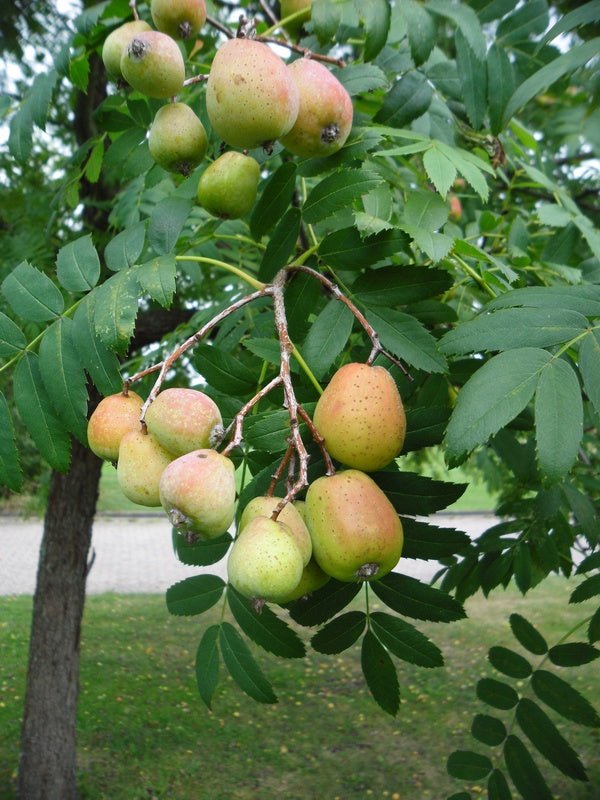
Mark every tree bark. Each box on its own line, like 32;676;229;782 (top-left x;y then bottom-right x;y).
17;439;102;800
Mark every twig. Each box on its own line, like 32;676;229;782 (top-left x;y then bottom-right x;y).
129;0;139;20
221;375;283;457
206;15;235;38
298;405;335;475
259;0;281;30
257;39;346;67
183;74;209;87
267;443;294;498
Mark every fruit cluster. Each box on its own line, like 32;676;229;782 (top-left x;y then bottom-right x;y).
101;0;353;219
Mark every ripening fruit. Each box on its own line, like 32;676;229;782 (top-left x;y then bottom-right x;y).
148;103;208;175
102;20;152;80
120;31;185;99
281;58;353;158
227;516;304;603
304;470;403;582
239;496;312;566
277;558;329;604
151;0;207;39
206;38;299;149
280;0;312;36
144;387;222;457
313;362;406;472
159;449;236;538
197;151;260;219
87;390;144;463
117;429;174;507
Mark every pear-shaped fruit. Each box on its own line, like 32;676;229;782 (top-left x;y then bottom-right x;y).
102;20;152;80
148;103;208;175
117;429;174;507
281;58;353;158
159;449;236;538
313;362;406;472
280;0;312;36
239;496;312;566
228;516;304;603
120;31;185;99
151;0;207;39
87;390;144;463
144;387;222;457
277;558;329;604
206;38;299;149
304;470;403;582
197;151;260;219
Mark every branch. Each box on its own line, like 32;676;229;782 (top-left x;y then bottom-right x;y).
256;39;346;67
221;375;283;456
206;15;235;38
129;0;139;21
183;74;209;87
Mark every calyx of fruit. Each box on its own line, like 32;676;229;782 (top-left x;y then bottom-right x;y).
144;387;222;457
117;428;174;507
87;390;144;463
197;151;260;219
102;20;152;80
159;449;236;538
151;0;207;39
120;31;185;99
148;103;208;175
206;38;299;149
304;470;404;582
313;362;406;471
239;495;312;566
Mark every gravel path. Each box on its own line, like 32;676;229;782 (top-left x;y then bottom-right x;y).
0;512;495;596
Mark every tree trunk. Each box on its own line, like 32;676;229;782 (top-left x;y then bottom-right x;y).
17;439;102;800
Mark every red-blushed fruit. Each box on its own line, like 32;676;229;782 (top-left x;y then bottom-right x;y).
277;558;329;604
102;20;152;80
280;58;353;158
148;102;208;175
87;391;144;463
117;429;174;507
159;449;236;538
144;387;222;457
206;38;299;149
313;362;406;471
197;151;260;219
304;470;404;582
151;0;207;39
120;31;185;99
239;496;312;566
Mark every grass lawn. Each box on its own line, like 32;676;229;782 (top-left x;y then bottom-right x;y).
1;578;598;800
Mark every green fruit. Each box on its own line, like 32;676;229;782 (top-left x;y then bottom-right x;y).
87;390;144;463
145;387;222;456
206;38;299;149
227;516;304;603
158;449;236;538
197;151;260;219
304;470;404;582
148;103;208;175
117;429;174;507
281;58;353;158
120;31;185;99
313;362;406;472
277;558;329;603
102;20;152;80
151;0;207;39
239;496;312;566
279;0;312;36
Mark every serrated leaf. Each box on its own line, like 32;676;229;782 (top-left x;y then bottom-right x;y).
589;608;600;644
302;301;354;379
148;197;192;256
374;71;433;127
166;574;225;616
404;227;454;262
435;141;492;201
361;0;390;60
487;769;512;800
250;163;297;240
538;1;600;49
471;714;507;747
487;43;515;135
579;330;600;417
195;625;220;710
287;579;361;627
535;358;583;483
485;285;600;316
303;170;383;224
401;0;436;66
104;222;146;272
370;611;443;667
353;265;452;306
84;137;104;184
427;0;486;58
361;629;399;716
136;255;177;308
72;297;122;396
503;735;553;800
319;227;409;270
364;307;447;373
0;393;23;492
331;63;388;95
8;107;33;164
193;342;256;395
548;642;599;667
403;405;451;451
447;750;493;780
488;646;532;679
373;469;466;515
445;348;552;463
311;611;366;654
9;70;58;163
13;352;71;472
219;621;277;704
171;530;232;566
56;235;101;292
244;409;294;454
531;669;600;727
497;0;549;44
0;312;27;359
537;203;572;227
2;261;64;322
423;147;457;198
455;30;487;130
372;573;466;623
259;207;301;282
401;518;470;561
404;189;449;229
227;587;305;659
510;613;548;654
477;678;519;710
570;574;600;604
93;270;140;352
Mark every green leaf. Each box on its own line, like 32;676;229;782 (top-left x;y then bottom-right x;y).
171;530;232;566
370;611;443;667
503;38;600;126
302;300;354;379
435;142;493;201
510;613;548;655
579;330;600;417
485;285;600;316
487;43;515;135
503;735;553;800
537;203;572;227
69;52;89;92
136;255;177;308
195;624;220;710
570;574;600;604
219;622;277;704
0;312;27;359
353;265;452;306
403;405;451;451
372;573;466;623
364;307;447;373
535;358;583;482
227;588;305;659
259;207;301;282
361;629;400;716
193;342;256;395
455;30;487;130
2;261;64;322
360;0;390;60
13;352;71;472
104;222;146;272
9;70;58;163
497;0;549;44
84;137;105;184
589;608;600;644
401;0;436;66
488;646;532;679
0;393;23;492
426;0;487;59
445;348;552;464
287;579;361;627
423;147;457;198
405;228;454;262
401;518;470;561
303;169;383;224
374;71;433;127
148;197;192;256
72;297;122;397
476;678;519;710
404;189;449;230
244;409;295;454
38;319;89;443
311;611;366;654
516;698;588;781
538;1;600;50
471;714;507;747
166;574;226;616
93;270;140;353
251;163;297;241
548;642;599;667
311;0;359;43
56;235;101;292
447;750;493;781
487;769;512;800
331;63;388;95
374;469;466;515
319;227;409;270
531;669;600;727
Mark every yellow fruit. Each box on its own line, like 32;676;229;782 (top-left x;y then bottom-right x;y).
102;20;152;80
117;429;174;507
197;151;260;219
148;103;208;175
120;31;185;99
239;496;312;566
151;0;207;39
87;391;144;462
